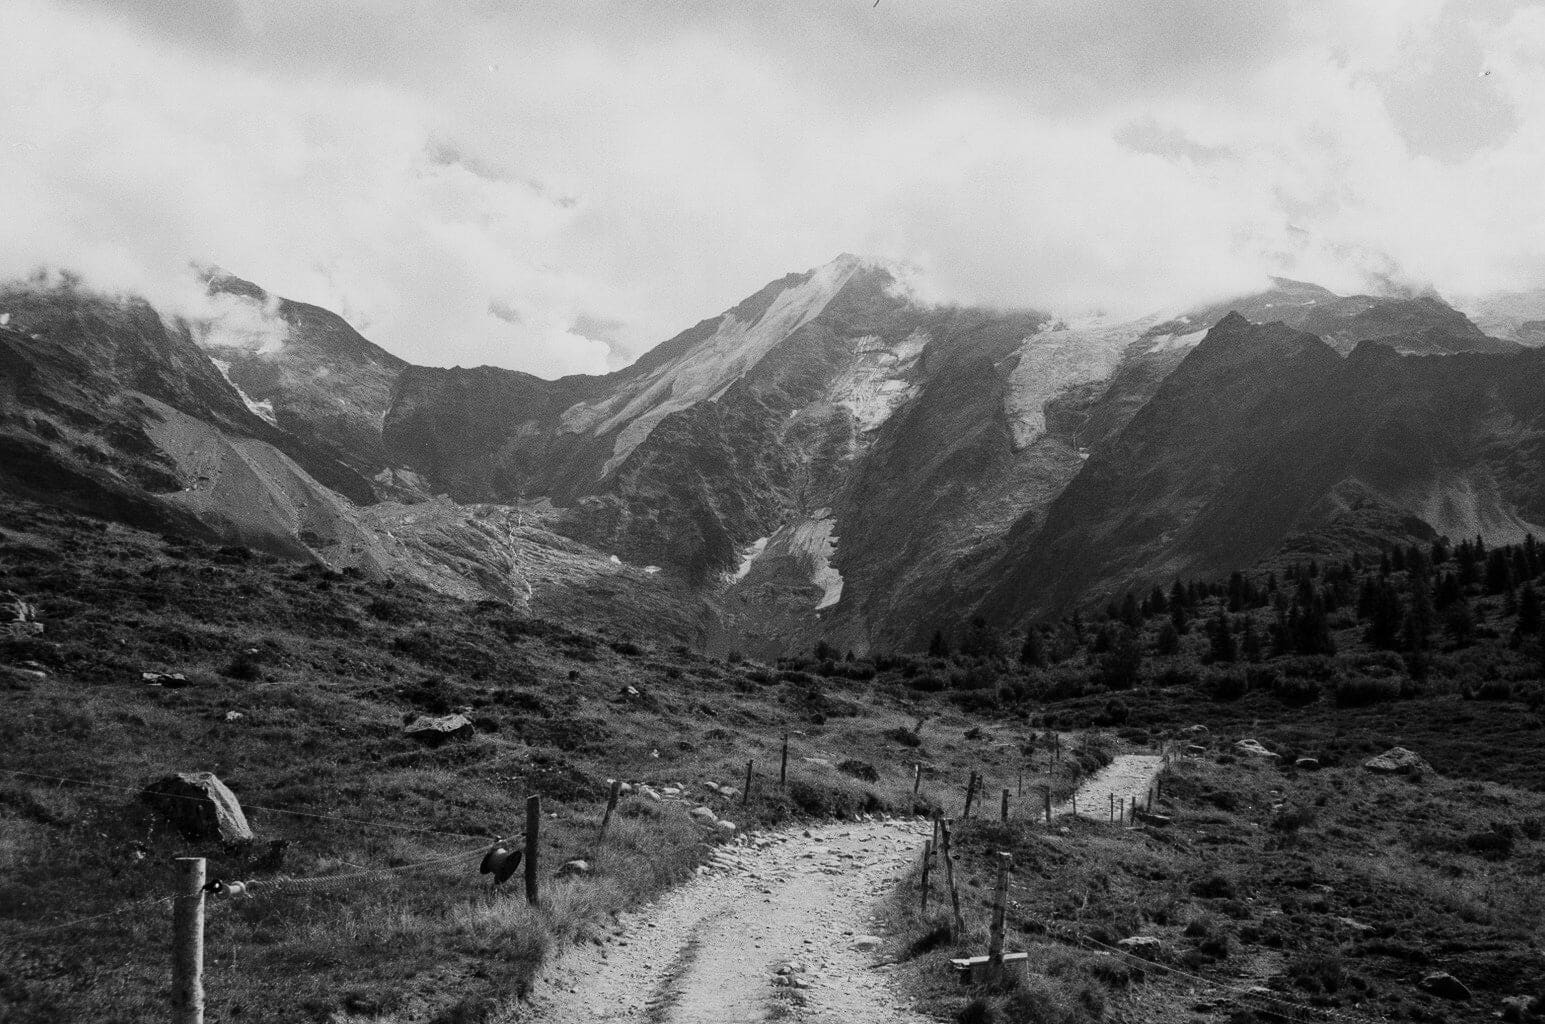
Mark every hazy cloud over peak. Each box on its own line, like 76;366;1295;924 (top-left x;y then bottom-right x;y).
6;0;1544;375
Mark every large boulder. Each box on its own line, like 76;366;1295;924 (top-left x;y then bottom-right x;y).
142;771;254;844
1364;747;1431;776
404;713;475;745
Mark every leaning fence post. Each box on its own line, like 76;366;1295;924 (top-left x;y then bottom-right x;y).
940;819;965;937
1130;794;1137;824
914;762;923;795
172;857;205;1024
1000;788;1010;822
1017;768;1023;797
743;760;753;807
525;795;541;905
920;838;933;913
780;732;789;790
963;772;978;819
1109;792;1115;822
987;851;1012;981
598;779;622;841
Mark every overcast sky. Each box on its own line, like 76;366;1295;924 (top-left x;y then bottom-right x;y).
3;0;1543;376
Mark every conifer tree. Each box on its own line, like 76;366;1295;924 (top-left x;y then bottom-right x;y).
1209;608;1237;663
1241;617;1263;662
1520;583;1541;635
1020;626;1046;667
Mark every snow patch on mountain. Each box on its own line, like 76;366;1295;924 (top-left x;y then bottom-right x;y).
1004;315;1148;449
731;536;769;582
1146;327;1207;354
210;358;279;426
830;330;927;431
723;513;843;609
560;255;863;477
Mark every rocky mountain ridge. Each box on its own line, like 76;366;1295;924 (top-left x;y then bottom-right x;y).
1;259;1535;653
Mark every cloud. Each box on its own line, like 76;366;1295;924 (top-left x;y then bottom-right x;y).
5;0;1545;376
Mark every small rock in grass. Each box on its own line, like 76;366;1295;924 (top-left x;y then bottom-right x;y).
1418;972;1471;1001
559;859;591;876
1117;936;1161;959
1501;994;1540;1022
690;805;718;823
1365;747;1432;776
1234;739;1279;759
223;710;244;722
715;820;736;832
1294;757;1320;770
403;713;475;745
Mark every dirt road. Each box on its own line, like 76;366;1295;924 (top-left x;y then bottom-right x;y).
519;753;1164;1023
518;817;934;1023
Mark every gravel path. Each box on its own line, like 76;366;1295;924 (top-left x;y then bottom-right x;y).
516;818;934;1024
516;754;1164;1023
1054;753;1165;821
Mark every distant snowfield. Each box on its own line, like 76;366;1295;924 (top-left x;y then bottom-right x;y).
1145;327;1207;354
724;513;843;610
1003;315;1149;449
560;256;863;477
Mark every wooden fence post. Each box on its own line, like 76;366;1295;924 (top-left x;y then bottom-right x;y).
780;733;789;790
914;762;922;795
940;820;965;937
1043;787;1051;824
1017;768;1023;797
743;760;753;807
172;857;205;1024
920;839;932;913
598;779;622;841
525;795;541;905
1000;788;1009;822
1109;792;1114;822
1072;792;1077;817
1129;794;1137;824
963;772;978;819
987;851;1012;980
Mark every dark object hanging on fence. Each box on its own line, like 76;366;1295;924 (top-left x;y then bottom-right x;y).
480;838;523;886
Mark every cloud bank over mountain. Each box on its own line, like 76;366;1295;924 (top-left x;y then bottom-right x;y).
4;0;1543;375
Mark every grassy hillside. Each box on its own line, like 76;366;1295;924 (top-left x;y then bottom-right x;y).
882;742;1545;1024
0;498;1077;1024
